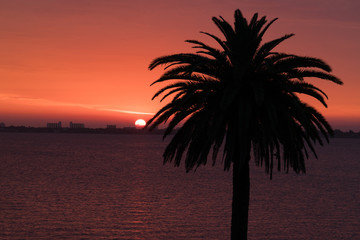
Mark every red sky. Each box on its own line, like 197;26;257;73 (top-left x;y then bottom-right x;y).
1;0;359;130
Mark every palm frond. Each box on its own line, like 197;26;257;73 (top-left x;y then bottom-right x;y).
254;34;294;63
148;8;341;179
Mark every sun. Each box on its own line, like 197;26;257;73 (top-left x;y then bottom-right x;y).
135;119;146;128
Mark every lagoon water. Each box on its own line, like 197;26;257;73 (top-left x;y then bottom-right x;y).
0;133;359;239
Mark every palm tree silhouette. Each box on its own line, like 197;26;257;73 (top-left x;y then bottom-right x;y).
147;9;342;239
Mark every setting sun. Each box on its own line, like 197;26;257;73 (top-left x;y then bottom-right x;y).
135;119;146;128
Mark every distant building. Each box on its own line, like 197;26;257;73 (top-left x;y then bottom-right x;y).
0;122;5;128
69;121;84;129
47;121;62;128
107;125;116;129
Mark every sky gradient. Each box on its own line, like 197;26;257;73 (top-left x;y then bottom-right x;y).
1;0;359;130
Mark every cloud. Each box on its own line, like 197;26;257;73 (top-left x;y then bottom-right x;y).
0;93;154;115
100;108;154;115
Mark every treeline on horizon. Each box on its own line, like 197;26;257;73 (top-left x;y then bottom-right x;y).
0;125;359;138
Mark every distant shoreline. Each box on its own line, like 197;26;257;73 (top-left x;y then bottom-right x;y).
0;126;359;138
332;129;360;138
0;126;165;135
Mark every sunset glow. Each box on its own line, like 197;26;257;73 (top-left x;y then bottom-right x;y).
135;119;146;128
0;0;359;130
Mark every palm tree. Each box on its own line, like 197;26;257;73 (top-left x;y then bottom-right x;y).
147;9;342;239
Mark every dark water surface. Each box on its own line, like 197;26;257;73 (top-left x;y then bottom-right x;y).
0;133;359;239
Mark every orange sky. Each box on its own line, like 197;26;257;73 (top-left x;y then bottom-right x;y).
1;0;359;130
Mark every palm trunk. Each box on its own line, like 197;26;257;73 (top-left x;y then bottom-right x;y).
231;155;250;239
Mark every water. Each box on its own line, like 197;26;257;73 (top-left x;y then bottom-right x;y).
0;133;359;239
